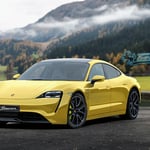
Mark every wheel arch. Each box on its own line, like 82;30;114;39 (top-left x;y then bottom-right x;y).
71;90;88;106
129;86;141;102
72;90;85;97
124;86;140;120
67;90;88;128
124;86;141;111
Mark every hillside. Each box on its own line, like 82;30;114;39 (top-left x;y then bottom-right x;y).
0;0;150;77
46;19;150;59
0;39;43;75
0;0;150;43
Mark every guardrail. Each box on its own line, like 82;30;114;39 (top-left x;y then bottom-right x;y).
141;91;150;100
141;91;150;106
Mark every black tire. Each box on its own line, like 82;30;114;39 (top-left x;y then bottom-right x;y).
125;89;140;120
67;93;87;128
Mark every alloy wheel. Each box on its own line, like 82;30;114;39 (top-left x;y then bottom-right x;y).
126;90;139;119
68;93;87;128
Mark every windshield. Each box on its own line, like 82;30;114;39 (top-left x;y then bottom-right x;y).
19;61;89;81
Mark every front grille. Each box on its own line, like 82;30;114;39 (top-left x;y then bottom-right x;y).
18;112;47;122
0;112;49;123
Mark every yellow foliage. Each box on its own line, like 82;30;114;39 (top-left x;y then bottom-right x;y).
72;55;79;58
130;64;147;75
92;56;100;60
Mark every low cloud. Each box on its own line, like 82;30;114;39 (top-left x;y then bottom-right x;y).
35;19;79;31
1;4;150;39
34;5;150;33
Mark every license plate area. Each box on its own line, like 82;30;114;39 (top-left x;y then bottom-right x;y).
0;105;20;112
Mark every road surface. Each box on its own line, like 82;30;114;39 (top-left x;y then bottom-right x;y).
0;107;150;150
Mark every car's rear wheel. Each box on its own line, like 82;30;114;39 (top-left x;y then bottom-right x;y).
68;93;87;128
125;89;140;119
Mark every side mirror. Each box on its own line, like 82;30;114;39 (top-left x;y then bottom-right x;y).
13;74;20;80
91;75;105;84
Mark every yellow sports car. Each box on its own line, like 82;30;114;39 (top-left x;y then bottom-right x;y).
0;59;141;128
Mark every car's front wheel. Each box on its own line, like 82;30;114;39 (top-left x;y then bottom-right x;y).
68;93;87;128
125;89;140;119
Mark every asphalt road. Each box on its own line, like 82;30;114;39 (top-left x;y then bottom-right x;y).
0;107;150;150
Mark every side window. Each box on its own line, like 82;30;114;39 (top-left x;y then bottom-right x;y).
88;64;104;81
103;64;121;79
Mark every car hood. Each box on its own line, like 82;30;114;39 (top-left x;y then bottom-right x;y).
0;80;83;99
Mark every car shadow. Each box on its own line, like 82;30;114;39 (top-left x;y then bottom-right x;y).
0;116;125;130
85;116;125;127
0;122;67;130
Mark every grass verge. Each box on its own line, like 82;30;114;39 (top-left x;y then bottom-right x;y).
135;76;150;91
0;66;7;80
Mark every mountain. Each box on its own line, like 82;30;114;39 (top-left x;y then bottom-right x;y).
0;0;150;76
0;0;150;43
46;19;150;59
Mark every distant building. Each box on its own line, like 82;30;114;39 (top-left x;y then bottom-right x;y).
121;50;150;66
121;51;150;75
134;53;150;65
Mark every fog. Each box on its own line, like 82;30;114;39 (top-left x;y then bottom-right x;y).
2;4;150;39
34;5;150;34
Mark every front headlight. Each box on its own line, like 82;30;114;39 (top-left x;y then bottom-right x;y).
37;91;62;98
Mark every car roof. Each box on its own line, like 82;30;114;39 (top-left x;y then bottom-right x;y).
41;58;105;64
42;58;91;63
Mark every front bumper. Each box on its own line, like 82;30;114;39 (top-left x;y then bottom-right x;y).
0;94;71;124
0;111;49;123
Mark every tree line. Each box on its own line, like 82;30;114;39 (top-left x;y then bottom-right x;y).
46;19;150;59
0;19;150;79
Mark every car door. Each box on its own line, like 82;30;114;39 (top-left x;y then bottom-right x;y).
102;64;128;112
87;63;111;117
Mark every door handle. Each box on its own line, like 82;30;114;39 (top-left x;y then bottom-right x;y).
122;83;127;86
106;86;110;89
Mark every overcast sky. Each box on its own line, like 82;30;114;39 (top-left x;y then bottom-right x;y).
0;0;84;32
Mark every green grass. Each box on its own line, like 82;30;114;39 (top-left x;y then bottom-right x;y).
0;66;7;80
0;66;7;71
135;76;150;91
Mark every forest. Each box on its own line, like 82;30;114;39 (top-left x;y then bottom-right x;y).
0;19;150;79
46;20;150;59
